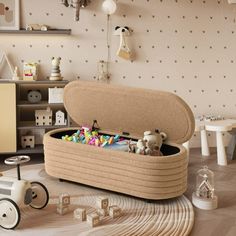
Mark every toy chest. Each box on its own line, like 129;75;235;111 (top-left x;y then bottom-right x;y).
44;81;195;200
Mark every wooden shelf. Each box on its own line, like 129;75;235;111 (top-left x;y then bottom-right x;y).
18;121;68;130
17;101;64;107
17;144;44;154
0;29;71;35
0;80;69;84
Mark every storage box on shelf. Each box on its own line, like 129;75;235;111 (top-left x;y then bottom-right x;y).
0;80;70;154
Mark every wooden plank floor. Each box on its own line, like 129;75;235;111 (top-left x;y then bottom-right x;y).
0;149;235;236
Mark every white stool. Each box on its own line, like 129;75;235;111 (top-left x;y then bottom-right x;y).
195;119;236;166
205;120;236;166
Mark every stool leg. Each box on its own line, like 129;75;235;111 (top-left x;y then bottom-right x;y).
216;131;228;166
200;129;210;156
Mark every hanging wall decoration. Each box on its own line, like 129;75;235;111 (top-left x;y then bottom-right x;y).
0;0;19;30
114;26;132;61
61;0;91;21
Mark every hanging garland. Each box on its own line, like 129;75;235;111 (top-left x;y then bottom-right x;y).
61;0;91;21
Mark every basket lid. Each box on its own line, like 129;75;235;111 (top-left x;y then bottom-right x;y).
64;81;195;144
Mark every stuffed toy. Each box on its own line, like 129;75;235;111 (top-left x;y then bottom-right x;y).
61;0;91;21
136;139;146;155
143;130;167;156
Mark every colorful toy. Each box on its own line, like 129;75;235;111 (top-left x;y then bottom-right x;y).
109;205;121;219
86;212;100;227
74;208;86;221
0;156;49;229
23;62;38;81
49;57;62;81
61;127;128;150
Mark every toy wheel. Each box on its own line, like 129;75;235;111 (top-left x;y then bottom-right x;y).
0;198;20;230
5;155;30;165
30;182;49;209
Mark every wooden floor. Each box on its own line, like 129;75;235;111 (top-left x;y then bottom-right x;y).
0;149;236;236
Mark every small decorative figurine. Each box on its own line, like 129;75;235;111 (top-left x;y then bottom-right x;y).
21;135;35;149
27;90;42;103
61;0;91;21
97;60;109;82
35;107;52;126
49;57;62;81
128;140;136;153
74;208;87;221
12;66;20;80
192;166;218;210
26;24;48;31
86;212;100;227
55;110;67;126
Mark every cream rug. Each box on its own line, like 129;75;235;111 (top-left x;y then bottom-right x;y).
1;164;194;236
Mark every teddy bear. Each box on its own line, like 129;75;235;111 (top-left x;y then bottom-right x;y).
49;57;62;81
136;139;146;155
143;130;167;156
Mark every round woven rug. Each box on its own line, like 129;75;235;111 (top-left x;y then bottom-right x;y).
1;164;194;236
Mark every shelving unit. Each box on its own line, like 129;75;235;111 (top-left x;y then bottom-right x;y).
0;29;71;35
0;80;70;155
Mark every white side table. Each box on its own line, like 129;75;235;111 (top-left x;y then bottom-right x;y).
204;119;236;166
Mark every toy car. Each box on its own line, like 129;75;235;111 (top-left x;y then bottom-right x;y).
0;155;49;230
26;24;48;31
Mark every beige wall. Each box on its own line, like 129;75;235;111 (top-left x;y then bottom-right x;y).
1;0;236;147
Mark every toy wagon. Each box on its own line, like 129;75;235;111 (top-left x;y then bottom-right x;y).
44;81;194;200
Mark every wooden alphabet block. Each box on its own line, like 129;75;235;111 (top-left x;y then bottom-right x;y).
96;196;109;209
87;212;100;227
109;205;121;218
97;208;109;217
74;208;86;221
59;193;70;206
57;205;69;215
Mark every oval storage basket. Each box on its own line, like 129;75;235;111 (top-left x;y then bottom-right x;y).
44;81;195;200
